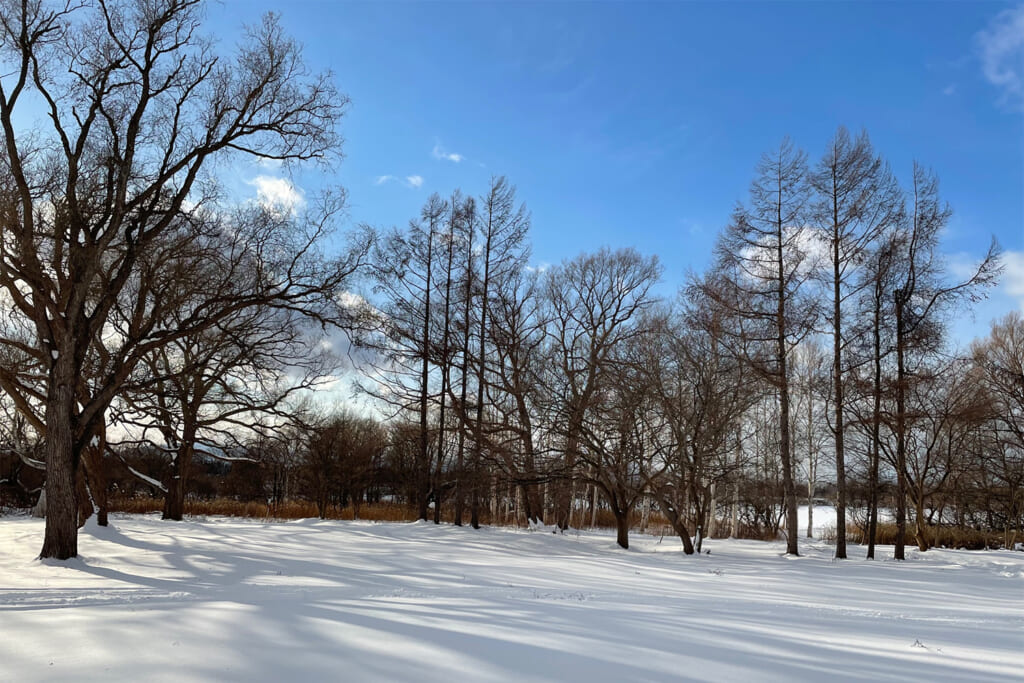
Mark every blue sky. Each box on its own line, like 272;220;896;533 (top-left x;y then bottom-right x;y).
212;0;1024;342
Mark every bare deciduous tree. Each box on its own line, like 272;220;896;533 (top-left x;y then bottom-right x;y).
0;0;353;558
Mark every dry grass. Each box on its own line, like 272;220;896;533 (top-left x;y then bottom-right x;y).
818;522;1007;550
109;497;420;522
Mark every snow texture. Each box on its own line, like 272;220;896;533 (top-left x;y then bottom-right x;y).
0;515;1021;682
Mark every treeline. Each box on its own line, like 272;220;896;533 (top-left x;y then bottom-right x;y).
337;129;1014;558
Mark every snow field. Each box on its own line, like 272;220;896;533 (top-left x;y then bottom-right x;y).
0;515;1021;682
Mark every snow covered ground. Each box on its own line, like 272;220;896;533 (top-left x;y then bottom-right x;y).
1;515;1021;682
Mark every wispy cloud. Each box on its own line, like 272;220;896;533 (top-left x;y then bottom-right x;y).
525;262;550;274
942;83;957;96
976;3;1024;110
432;142;464;163
375;174;425;189
247;175;304;215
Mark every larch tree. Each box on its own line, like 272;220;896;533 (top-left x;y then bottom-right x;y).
809;126;901;558
700;138;817;556
359;195;447;521
467;177;529;528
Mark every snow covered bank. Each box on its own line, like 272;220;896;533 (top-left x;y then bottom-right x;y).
1;516;1021;682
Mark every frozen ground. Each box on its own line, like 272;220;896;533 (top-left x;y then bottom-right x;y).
0;515;1021;682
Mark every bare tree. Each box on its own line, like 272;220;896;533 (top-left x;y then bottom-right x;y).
699;139;817;555
543;247;662;531
0;0;352;558
480;265;549;525
359;196;447;520
971;312;1024;547
466;177;529;528
643;303;753;554
810;127;901;558
111;300;334;520
887;163;1000;559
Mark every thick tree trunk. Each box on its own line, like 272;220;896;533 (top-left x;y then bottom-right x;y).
614;509;630;549
40;375;79;560
520;481;542;525
163;439;194;521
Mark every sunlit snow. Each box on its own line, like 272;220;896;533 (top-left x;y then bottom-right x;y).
0;516;1020;682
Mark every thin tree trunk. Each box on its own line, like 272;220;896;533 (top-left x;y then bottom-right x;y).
867;294;883;559
82;428;108;527
894;297;908;560
831;186;848;559
418;222;435;522
806;388;815;539
777;226;799;556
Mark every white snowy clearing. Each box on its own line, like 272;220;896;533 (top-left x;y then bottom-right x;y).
1;515;1021;683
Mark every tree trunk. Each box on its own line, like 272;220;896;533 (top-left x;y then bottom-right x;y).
32;488;46;518
778;315;799;555
866;284;884;559
76;465;93;528
652;488;696;554
82;437;108;527
894;297;908;560
454;220;474;528
40;374;79;560
807;499;814;539
915;497;930;551
831;201;848;559
614;509;630;549
418;220;435;523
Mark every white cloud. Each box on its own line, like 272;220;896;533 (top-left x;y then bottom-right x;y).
976;3;1024;110
942;84;956;96
432;143;464;163
248;175;304;215
1000;250;1024;309
376;174;424;189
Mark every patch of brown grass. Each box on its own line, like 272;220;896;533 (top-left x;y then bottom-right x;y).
818;522;1006;550
108;497;420;522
